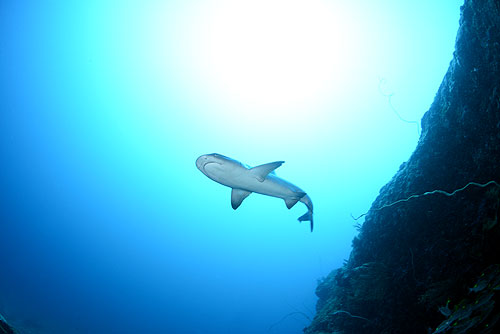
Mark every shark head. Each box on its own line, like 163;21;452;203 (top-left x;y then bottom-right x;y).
196;153;227;176
196;153;246;182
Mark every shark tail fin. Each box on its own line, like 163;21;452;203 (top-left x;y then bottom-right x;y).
298;211;314;232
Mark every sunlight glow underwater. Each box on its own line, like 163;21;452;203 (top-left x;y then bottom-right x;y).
0;0;463;333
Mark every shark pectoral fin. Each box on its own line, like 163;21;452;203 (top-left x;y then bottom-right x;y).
231;188;252;210
250;161;284;182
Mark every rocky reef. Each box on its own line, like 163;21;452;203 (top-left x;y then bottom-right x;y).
0;313;15;334
305;0;500;333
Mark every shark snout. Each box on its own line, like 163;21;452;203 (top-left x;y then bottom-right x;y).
196;154;219;172
196;155;208;171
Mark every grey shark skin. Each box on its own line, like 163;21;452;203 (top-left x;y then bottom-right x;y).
196;153;314;231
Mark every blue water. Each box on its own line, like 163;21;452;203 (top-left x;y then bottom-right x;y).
1;1;462;333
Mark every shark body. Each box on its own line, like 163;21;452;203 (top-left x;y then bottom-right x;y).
196;153;314;231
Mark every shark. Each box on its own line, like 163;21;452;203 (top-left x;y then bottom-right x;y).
196;153;314;231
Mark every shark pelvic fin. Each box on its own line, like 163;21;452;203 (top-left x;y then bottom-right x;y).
250;161;284;182
284;192;306;209
231;188;252;210
285;198;300;209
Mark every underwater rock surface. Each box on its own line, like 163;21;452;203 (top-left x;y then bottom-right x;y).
0;313;15;334
305;0;500;333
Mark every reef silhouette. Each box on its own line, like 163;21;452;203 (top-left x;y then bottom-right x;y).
305;0;500;333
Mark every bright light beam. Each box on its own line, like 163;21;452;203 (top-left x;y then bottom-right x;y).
190;0;365;113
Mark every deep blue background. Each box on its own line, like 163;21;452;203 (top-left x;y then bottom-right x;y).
1;1;462;333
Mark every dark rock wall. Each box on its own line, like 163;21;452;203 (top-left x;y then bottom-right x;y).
0;314;15;334
305;0;500;333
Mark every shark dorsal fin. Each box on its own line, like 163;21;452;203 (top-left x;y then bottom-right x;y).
231;188;252;210
250;161;284;182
